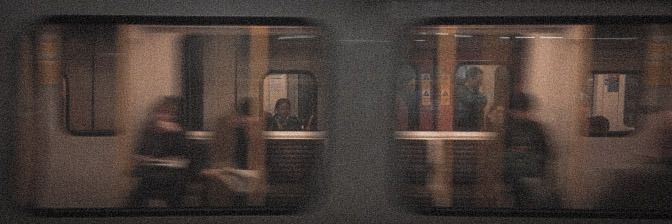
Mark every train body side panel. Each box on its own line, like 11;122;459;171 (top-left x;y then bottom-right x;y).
3;1;672;224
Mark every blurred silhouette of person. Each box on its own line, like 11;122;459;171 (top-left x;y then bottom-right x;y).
266;98;301;131
502;93;555;208
202;97;267;207
455;67;487;131
129;96;190;207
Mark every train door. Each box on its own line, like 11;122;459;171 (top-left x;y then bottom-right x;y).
397;27;522;208
177;25;326;209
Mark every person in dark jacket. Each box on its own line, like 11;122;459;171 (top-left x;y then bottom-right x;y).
503;93;555;208
128;96;190;207
455;67;487;131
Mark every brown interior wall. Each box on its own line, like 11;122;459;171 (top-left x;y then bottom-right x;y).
202;35;239;130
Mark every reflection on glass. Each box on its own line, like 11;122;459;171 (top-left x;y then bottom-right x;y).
15;20;325;212
396;23;672;212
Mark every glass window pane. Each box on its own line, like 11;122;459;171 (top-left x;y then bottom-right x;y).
263;73;318;131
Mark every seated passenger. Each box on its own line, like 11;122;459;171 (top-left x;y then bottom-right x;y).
266;98;301;131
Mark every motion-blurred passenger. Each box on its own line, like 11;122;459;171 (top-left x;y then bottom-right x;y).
129;96;190;207
455;67;487;131
266;98;301;131
503;93;556;208
202;98;267;207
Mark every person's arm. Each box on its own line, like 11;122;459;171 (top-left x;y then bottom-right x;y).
464;89;487;111
475;92;487;110
288;116;301;131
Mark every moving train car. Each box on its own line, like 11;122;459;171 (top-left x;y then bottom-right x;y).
2;1;672;223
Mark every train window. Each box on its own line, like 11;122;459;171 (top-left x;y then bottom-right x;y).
16;16;326;215
395;18;672;216
61;24;117;135
263;72;318;131
587;72;641;137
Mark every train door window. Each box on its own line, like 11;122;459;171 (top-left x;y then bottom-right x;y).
395;19;672;216
263;72;318;131
17;17;326;215
398;32;515;132
584;25;649;137
61;24;117;135
587;72;641;137
179;26;326;212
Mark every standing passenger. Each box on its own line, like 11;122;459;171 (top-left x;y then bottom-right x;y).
455;67;487;131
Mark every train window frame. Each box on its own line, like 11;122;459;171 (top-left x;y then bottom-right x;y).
395;16;672;219
60;24;117;136
24;15;326;217
400;27;519;132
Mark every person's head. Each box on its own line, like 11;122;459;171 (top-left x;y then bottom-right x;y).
464;67;483;89
274;98;291;118
153;96;181;122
